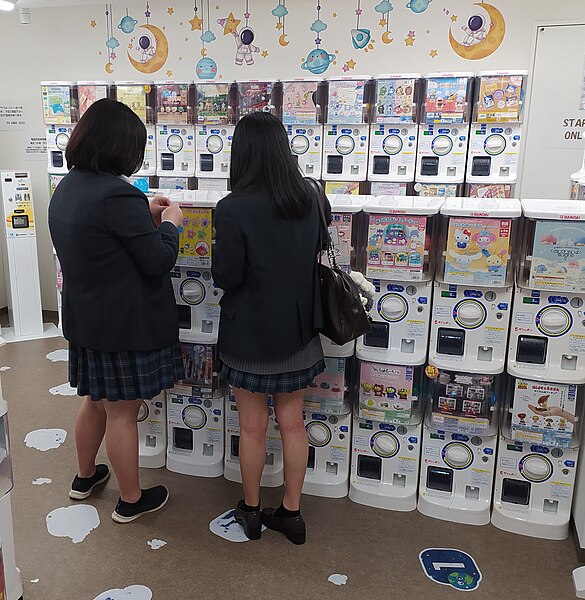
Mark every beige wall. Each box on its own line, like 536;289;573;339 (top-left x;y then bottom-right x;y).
1;0;585;310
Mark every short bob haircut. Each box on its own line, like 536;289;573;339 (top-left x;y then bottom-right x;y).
65;98;146;176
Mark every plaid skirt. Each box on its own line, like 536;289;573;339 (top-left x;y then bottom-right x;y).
69;343;184;401
219;359;326;394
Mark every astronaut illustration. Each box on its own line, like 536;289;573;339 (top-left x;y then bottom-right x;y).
233;27;260;66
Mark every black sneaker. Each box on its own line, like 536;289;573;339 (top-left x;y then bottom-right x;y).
69;464;110;500
111;485;169;524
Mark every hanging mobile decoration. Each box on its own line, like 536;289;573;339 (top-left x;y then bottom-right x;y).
234;0;260;66
104;4;120;73
272;0;289;46
301;1;335;74
118;8;138;34
196;0;219;78
374;0;394;44
351;0;375;51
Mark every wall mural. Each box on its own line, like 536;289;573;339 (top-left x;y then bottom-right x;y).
90;0;508;78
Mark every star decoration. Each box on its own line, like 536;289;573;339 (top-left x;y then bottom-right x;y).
180;21;183;26
219;74;223;78
128;43;133;49
346;58;356;69
110;52;117;59
261;50;268;58
407;30;415;37
315;37;321;44
166;69;174;77
426;29;431;34
190;15;204;30
90;20;97;28
355;8;362;15
332;12;337;17
451;14;457;22
222;12;241;35
244;11;250;18
167;7;174;15
179;56;183;61
405;36;415;46
429;49;438;58
379;18;387;26
276;22;283;30
145;10;151;18
342;64;349;72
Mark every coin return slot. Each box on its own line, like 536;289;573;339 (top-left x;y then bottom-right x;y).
200;154;214;172
501;478;530;505
177;305;191;330
220;162;229;173
446;166;457;177
265;452;274;466
146;435;157;448
437;328;465;356
401;339;415;353
420;156;439;176
516;335;547;365
161;153;174;171
471;156;492;177
543;499;558;514
364;322;389;348
203;443;214;457
350;164;359;175
230;434;240;458
499;166;510;177
373;156;390;175
173;427;193;451
393;473;406;488
201;320;214;334
307;446;316;471
397;165;407;176
326;461;339;475
305;164;314;174
327;155;343;174
561;355;577;371
357;455;382;481
465;485;480;500
477;346;493;362
426;466;453;493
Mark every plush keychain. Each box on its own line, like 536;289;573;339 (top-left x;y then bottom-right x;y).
349;271;376;312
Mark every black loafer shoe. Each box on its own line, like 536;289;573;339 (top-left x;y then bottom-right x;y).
262;507;306;545
235;500;262;540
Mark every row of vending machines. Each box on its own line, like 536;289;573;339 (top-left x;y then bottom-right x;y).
41;71;526;198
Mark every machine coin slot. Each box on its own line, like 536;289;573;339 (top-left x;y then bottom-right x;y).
372;156;390;175
471;156;492;177
357;455;382;481
327;155;344;174
427;466;453;493
200;154;214;172
173;427;193;451
437;328;465;356
177;305;191;330
230;434;240;458
501;478;530;505
516;335;547;365
161;153;174;171
364;322;389;348
420;156;439;176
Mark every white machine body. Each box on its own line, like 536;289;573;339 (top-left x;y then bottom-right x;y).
287;124;323;178
492;435;578;540
415;124;469;183
46;124;74;174
418;425;497;525
156;125;195;177
166;390;224;477
303;410;351;498
429;282;512;373
224;394;284;487
322;123;369;181
195;124;234;178
368;123;417;182
138;393;166;469
135;124;157;177
350;415;421;511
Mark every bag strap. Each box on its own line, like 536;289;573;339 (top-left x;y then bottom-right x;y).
305;177;339;269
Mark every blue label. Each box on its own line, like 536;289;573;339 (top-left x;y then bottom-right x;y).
448;285;457;292
340;426;349;433
409;135;416;141
388;128;400;134
315;135;321;141
418;297;428;304
188;135;193;140
408;436;418;444
513;135;521;140
170;128;180;134
484;448;494;455
530;445;550;454
565;460;576;468
548;296;568;304
155;402;163;408
388;284;405;292
452;434;469;442
340;128;352;134
379;423;396;432
188;397;202;405
210;129;220;134
438;128;450;134
312;413;327;421
419;549;482;591
497;303;508;310
491;127;503;134
186;270;202;277
531;290;541;298
297;128;307;134
463;289;483;298
213;409;222;416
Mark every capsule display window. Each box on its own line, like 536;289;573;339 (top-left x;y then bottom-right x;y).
41;81;79;124
325;78;372;125
196;82;234;125
373;75;421;124
237;81;280;120
77;81;110;118
281;79;325;125
155;81;195;124
420;73;474;125
114;81;156;123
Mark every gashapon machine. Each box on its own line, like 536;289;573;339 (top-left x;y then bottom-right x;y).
429;197;521;374
137;393;166;469
350;362;424;511
570;149;585;200
466;71;528;198
415;73;474;191
493;378;582;539
155;81;196;182
322;76;371;184
281;78;325;178
114;81;156;176
509;199;585;384
418;367;501;525
368;74;421;194
302;357;355;498
41;81;78;175
224;390;284;487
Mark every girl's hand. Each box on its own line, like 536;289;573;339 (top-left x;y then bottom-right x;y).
150;196;171;226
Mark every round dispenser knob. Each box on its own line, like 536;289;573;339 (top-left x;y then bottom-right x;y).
291;135;310;155
520;454;553;482
206;134;223;154
383;135;403;156
183;405;207;430
537;306;572;336
167;134;184;153
306;422;332;447
336;135;355;155
484;134;506;155
137;401;149;423
454;299;486;329
371;432;399;458
442;442;473;469
55;132;70;151
180;279;206;306
379;293;408;322
432;135;453;156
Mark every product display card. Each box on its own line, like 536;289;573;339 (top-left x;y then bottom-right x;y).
366;214;427;281
239;82;272;116
157;83;190;123
176;207;213;268
417;184;458;198
282;81;319;124
78;85;107;118
375;78;416;123
49;174;64;198
179;343;216;389
324;181;359;195
511;379;577;448
370;181;408;196
42;85;72;124
197;84;230;124
328;213;353;270
529;220;585;293
327;80;366;124
116;86;147;121
158;177;189;190
444;217;511;286
359;362;414;424
468;183;513;199
305;357;346;406
424;77;469;124
477;75;524;122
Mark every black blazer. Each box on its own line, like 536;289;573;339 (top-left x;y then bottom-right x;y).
48;168;180;352
212;186;331;359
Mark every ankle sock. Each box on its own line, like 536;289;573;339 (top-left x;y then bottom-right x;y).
274;504;300;518
241;501;260;512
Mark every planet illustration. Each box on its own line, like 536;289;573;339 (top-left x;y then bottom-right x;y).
449;2;506;60
406;0;432;13
447;572;476;590
301;48;336;75
196;56;218;80
351;28;372;50
118;15;138;34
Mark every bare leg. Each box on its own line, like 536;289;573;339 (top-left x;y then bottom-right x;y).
233;388;269;507
104;399;143;503
274;390;307;511
75;396;106;478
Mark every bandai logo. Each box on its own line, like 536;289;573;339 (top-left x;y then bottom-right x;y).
470;212;490;217
560;215;581;220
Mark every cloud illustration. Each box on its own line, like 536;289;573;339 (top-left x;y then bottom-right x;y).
310;19;328;33
375;0;394;14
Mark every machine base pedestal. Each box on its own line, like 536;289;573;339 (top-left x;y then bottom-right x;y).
166;456;223;478
302;479;348;499
417;494;490;526
1;322;61;343
349;484;416;512
491;503;569;540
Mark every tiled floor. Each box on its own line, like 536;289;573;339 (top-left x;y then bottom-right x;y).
0;335;581;599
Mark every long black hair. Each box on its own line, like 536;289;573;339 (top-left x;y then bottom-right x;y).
230;111;312;219
66;98;146;176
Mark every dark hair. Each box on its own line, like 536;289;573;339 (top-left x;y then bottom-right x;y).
65;98;146;176
230;112;312;219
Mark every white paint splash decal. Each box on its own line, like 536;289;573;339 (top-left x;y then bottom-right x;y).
93;585;153;600
328;574;348;586
147;539;167;550
31;579;39;584
46;504;100;543
32;478;52;486
25;429;67;451
46;349;68;362
0;367;10;372
49;383;77;396
209;509;267;543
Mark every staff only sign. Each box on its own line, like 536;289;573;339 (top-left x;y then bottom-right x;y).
549;115;585;149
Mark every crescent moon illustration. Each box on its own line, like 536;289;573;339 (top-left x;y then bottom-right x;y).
279;33;289;47
449;2;505;60
105;62;114;74
201;47;208;57
381;30;393;44
127;24;169;74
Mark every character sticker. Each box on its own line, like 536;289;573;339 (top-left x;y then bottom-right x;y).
477;74;525;123
282;81;320;125
304;357;346;413
197;83;230;125
156;83;190;124
41;85;72;124
176;207;213;268
424;77;469;124
375;78;416;123
327;79;366;125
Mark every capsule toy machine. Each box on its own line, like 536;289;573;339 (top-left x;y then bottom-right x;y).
41;81;78;174
570;150;585;200
224;390;283;487
429;197;521;374
155;81;196;178
418;367;501;525
466;71;528;191
302;356;356;499
415;73;474;185
509;199;585;384
137;393;166;469
320;193;370;358
281;78;325;178
356;195;444;366
77;80;110;117
114;81;156;176
350;362;424;511
368;74;421;185
493;378;582;540
322;77;371;182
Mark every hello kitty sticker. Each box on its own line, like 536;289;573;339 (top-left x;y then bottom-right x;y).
444;217;511;286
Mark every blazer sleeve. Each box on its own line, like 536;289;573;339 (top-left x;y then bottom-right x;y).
212;199;246;293
105;185;179;279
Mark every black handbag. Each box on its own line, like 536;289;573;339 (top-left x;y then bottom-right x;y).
306;178;371;346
